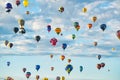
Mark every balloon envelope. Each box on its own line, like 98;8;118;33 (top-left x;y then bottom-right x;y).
116;30;120;39
26;72;31;79
80;66;83;72
7;61;10;66
62;43;67;50
23;68;26;73
35;35;41;42
13;27;19;33
100;24;106;31
65;64;73;74
36;65;40;71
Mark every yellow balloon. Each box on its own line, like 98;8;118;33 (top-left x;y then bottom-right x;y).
61;76;65;80
82;8;87;13
23;0;29;7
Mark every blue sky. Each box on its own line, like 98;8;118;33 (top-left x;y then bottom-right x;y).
0;0;120;80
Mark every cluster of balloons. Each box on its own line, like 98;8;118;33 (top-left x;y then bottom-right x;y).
97;62;105;70
4;40;13;48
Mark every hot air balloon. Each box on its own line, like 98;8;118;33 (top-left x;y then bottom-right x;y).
92;16;97;22
8;43;13;48
47;25;51;32
55;28;61;35
97;54;101;60
50;38;58;46
74;22;80;31
4;40;9;46
26;11;30;15
16;0;20;6
26;72;31;79
35;35;41;42
6;76;14;80
51;67;54;71
82;7;87;13
61;76;65;80
100;62;105;68
23;0;29;7
87;23;92;29
65;64;73;74
23;68;26;73
97;64;101;70
62;43;67;50
5;3;12;12
94;41;97;46
18;19;26;34
68;59;71;63
13;27;19;34
112;48;115;51
7;61;10;66
116;30;120;40
80;66;83;72
60;55;65;61
100;24;106;31
36;75;40;80
50;54;53;59
72;34;76;40
36;65;40;71
43;77;48;80
58;6;64;13
56;76;60;80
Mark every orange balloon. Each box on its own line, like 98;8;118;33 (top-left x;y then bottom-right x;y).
75;25;80;31
87;23;92;29
55;28;61;35
60;55;65;61
68;59;71;63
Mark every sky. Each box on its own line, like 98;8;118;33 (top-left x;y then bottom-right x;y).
0;0;120;80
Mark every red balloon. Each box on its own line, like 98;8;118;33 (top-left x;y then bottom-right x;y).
116;30;120;40
97;64;101;70
50;38;58;46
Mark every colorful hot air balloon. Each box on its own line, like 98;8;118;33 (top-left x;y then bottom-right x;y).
23;68;26;73
51;67;54;71
116;30;120;40
36;65;40;71
43;77;48;80
16;0;20;6
72;34;76;40
100;62;105;68
4;40;9;46
60;55;65;61
35;35;41;42
26;72;31;79
50;38;58;46
80;66;83;72
55;28;61;35
18;19;26;34
68;59;71;63
50;54;53;59
92;16;97;22
82;7;87;13
87;23;92;29
8;43;13;48
73;22;80;31
7;61;10;66
62;43;67;50
97;54;101;60
36;75;40;80
23;0;29;7
61;76;65;80
100;24;106;31
47;25;51;32
58;6;64;13
56;76;60;80
94;41;97;46
97;64;101;70
6;76;14;80
65;64;73;74
13;27;19;33
5;3;13;12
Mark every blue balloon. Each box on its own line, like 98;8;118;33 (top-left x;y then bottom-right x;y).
7;61;10;66
65;64;73;74
100;24;106;31
47;25;51;32
80;66;83;72
62;43;67;50
6;3;12;9
36;65;40;71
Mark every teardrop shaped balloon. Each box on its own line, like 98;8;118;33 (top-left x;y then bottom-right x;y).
100;24;106;31
51;67;54;71
18;19;25;29
82;7;87;13
36;75;40;80
7;61;10;66
94;41;97;46
50;38;58;46
72;34;76;40
35;35;41;42
87;23;92;29
80;66;83;72
92;16;97;22
116;30;120;40
62;43;67;50
65;64;73;74
68;59;71;63
55;28;61;35
36;65;40;71
47;25;51;32
4;40;9;46
61;76;65;80
8;43;13;48
23;0;29;7
97;64;101;70
97;54;101;60
60;55;65;61
100;62;105;68
13;27;19;33
26;72;31;79
56;76;60;80
16;0;21;6
23;68;26;73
